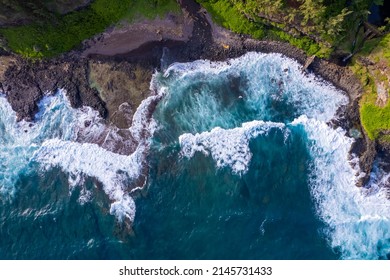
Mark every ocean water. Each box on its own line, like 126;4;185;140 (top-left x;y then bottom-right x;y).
0;52;389;259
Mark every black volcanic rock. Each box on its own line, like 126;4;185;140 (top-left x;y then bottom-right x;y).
0;0;377;187
1;57;106;121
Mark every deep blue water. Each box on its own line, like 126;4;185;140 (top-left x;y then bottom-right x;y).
0;53;389;260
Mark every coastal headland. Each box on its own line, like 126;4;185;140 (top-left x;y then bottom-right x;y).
0;0;383;188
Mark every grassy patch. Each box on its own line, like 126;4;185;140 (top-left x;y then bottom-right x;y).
378;34;390;61
360;103;390;139
355;33;390;141
198;0;266;39
359;37;381;56
0;0;180;58
196;0;327;57
267;29;328;57
123;0;180;21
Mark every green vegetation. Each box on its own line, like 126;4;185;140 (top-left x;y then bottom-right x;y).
197;0;266;39
267;29;325;57
197;0;380;58
197;0;390;142
0;0;381;59
2;1;390;142
197;0;326;56
353;33;390;140
0;0;180;58
360;103;390;139
122;0;180;20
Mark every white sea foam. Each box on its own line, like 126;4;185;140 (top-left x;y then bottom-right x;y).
292;115;390;259
178;112;390;258
1;88;158;222
0;91;80;196
175;94;389;259
0;94;27;196
164;52;348;123
164;58;236;78
179;121;285;174
130;94;161;143
78;187;93;206
164;52;390;259
34;139;143;221
129;77;167;144
3;51;389;256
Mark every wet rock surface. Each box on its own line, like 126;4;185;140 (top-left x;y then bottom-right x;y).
88;61;152;128
1;56;106;121
0;0;378;185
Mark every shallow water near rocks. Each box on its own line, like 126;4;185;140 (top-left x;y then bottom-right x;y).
0;52;389;259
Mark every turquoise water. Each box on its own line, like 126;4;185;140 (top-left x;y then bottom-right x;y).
0;53;389;259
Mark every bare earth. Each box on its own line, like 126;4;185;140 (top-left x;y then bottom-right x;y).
82;12;194;57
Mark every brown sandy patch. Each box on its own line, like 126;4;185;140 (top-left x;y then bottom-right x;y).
82;12;193;57
0;55;16;82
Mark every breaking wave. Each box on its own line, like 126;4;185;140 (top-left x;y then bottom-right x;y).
0;89;159;222
153;52;390;259
1;51;389;259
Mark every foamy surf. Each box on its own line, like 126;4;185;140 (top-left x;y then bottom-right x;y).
161;53;390;259
177;113;390;258
34;139;144;222
2;51;389;259
1;88;159;222
179;120;286;174
163;52;348;123
292;115;390;259
0;91;80;197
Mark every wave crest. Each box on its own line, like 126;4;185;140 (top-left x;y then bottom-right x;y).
179;120;285;174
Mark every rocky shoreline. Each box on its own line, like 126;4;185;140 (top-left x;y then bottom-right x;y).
0;0;376;186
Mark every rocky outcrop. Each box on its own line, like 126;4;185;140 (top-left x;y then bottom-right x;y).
0;0;377;186
1;56;106;121
88;60;153;128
